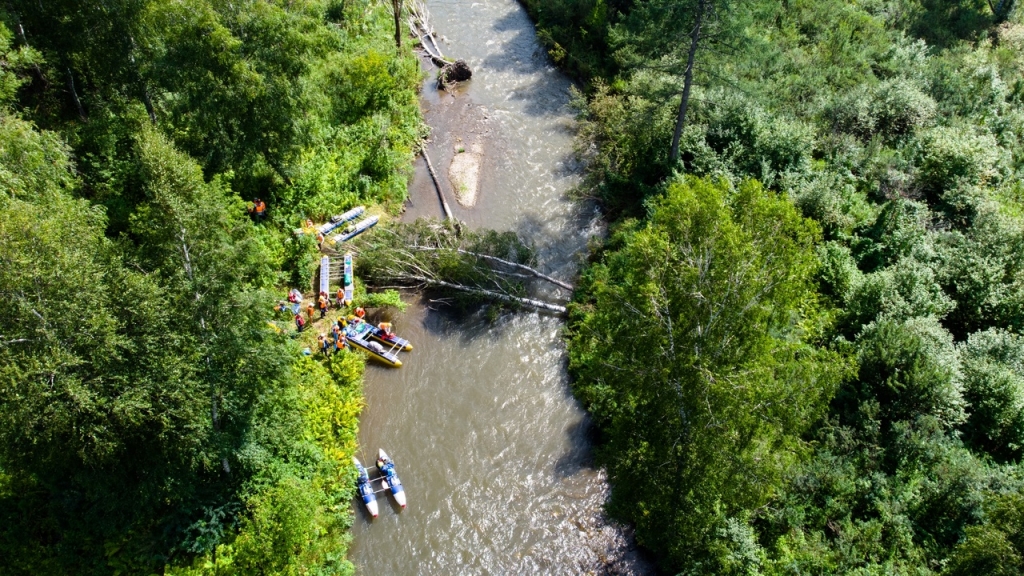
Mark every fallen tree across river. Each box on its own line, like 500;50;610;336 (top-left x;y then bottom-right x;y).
352;219;572;315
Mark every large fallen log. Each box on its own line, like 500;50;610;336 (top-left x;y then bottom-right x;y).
355;219;571;314
411;246;573;291
421;149;455;221
408;1;449;66
399;275;567;314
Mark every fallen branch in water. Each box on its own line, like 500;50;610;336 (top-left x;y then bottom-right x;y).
394;275;566;314
353;219;572;314
421;149;455;222
407;0;472;90
408;1;450;66
411;245;574;291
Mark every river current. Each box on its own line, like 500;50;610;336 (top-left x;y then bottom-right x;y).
348;2;651;573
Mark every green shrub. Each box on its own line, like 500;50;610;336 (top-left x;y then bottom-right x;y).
816;241;862;304
854;198;932;271
844;317;966;430
959;328;1024;461
842;258;955;333
917;125;1002;194
873;78;937;138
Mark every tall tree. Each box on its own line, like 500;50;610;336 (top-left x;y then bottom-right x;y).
568;176;844;569
671;0;706;163
129;126;287;478
0;114;211;572
611;0;740;164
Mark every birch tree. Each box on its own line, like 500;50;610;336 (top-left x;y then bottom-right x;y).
612;0;742;164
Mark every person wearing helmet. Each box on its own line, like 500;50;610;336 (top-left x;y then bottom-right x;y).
249;198;267;220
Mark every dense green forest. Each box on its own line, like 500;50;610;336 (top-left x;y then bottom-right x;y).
0;0;420;573
520;0;1024;573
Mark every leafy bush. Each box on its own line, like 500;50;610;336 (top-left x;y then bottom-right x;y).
843;317;966;430
357;289;408;313
842;258;955;332
917;125;1002;195
853;198;933;271
937;206;1024;338
789;170;874;238
959;328;1024;461
816;241;862;304
873;78;937;138
823;77;936;140
945;493;1024;576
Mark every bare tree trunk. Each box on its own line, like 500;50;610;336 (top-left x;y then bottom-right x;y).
180;228;231;476
392;0;403;48
421;149;454;221
66;67;86;121
989;0;1015;22
142;89;157;123
670;0;706;164
403;275;567;314
263;150;292;187
411;246;574;290
129;35;158;123
13;17;48;89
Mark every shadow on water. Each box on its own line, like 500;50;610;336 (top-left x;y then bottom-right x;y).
475;9;581;119
553;417;599;479
489;5;529;33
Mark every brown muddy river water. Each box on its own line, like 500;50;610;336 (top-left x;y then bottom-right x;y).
348;1;653;573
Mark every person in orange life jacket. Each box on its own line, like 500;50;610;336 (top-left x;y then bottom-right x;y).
306;303;315;322
355;306;366;319
318;334;330;355
336;287;344;307
249;198;266;220
378;322;395;340
316;231;325;250
318;293;328;319
294;314;306;332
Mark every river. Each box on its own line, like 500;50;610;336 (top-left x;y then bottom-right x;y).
347;1;652;573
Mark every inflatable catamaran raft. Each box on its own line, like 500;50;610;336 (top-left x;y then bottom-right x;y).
293;206;365;236
353;449;406;518
343;318;412;367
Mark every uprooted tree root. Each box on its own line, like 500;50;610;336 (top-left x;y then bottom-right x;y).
438;59;472;89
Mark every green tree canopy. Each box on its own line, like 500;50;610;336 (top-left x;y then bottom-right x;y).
568;176;845;570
